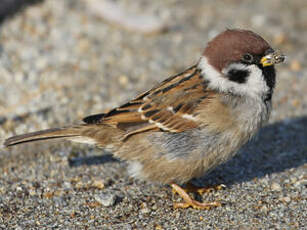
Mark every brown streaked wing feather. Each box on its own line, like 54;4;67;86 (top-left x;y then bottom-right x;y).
83;113;106;124
84;65;214;137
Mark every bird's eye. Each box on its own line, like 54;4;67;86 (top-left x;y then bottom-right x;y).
265;48;274;55
242;53;254;63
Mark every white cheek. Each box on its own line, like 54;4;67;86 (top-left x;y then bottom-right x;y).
198;57;268;99
244;65;269;96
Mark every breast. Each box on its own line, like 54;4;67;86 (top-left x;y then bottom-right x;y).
196;95;272;173
233;97;271;137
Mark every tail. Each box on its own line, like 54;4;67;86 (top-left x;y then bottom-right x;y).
4;126;91;147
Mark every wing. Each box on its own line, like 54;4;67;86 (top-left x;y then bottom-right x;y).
83;65;215;138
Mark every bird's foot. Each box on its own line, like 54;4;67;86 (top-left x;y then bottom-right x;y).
182;182;226;195
171;183;222;210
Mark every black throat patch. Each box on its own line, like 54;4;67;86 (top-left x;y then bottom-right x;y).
258;65;276;101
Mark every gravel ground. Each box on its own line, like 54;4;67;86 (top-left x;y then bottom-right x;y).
0;0;306;229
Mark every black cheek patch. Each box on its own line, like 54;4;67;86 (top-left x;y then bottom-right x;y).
227;69;250;84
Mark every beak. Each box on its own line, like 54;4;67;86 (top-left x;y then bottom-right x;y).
260;50;286;67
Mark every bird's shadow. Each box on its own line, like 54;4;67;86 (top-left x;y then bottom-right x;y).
68;153;118;167
0;0;44;24
68;116;307;186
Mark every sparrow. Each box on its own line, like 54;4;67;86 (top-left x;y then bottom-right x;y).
4;29;285;209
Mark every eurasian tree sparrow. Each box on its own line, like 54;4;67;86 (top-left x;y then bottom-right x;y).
4;29;285;209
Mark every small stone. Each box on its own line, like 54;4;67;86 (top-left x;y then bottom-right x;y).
140;203;150;214
271;182;282;191
43;192;54;199
274;34;287;45
94;192;117;207
77;38;90;53
86;201;101;208
118;75;128;86
121;224;132;230
75;181;85;189
280;196;291;203
36;57;48;70
63;182;72;189
155;225;163;230
260;205;268;213
292;99;300;107
29;189;36;196
294;178;307;187
251;15;267;27
16;186;23;192
290;60;301;72
140;207;150;214
91;180;105;190
290;177;297;183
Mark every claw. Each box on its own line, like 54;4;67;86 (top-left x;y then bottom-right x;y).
174;183;226;195
171;183;222;210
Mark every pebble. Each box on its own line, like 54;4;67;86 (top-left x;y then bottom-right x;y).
271;182;282;192
290;60;302;72
118;75;129;86
63;181;72;190
29;189;36;196
294;178;307;188
140;203;151;214
75;181;85;189
94;192;117;207
251;15;267;27
279;196;291;203
260;205;268;214
91;180;105;190
274;34;287;45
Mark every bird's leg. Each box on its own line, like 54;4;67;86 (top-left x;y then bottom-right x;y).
171;184;221;209
183;182;226;195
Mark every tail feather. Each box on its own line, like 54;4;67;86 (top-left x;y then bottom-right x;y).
4;127;82;147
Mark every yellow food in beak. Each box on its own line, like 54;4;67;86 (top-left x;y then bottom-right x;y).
260;51;285;67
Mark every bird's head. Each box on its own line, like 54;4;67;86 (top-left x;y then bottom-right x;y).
199;29;285;101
